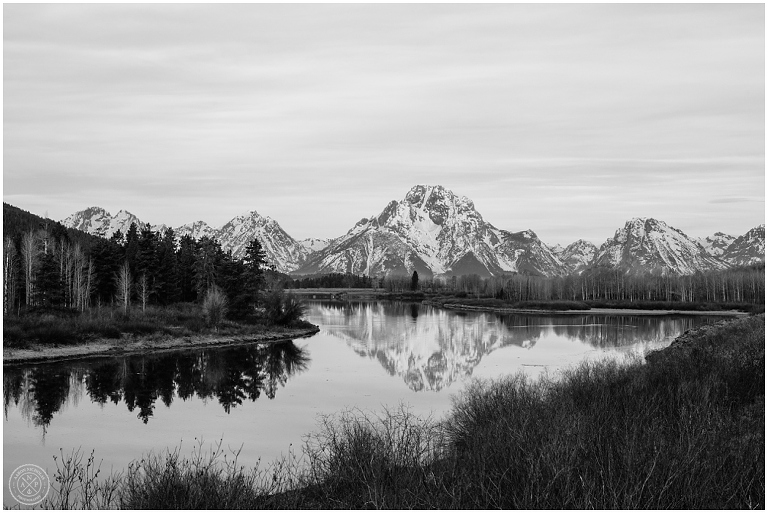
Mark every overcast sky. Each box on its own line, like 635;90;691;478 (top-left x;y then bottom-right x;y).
4;4;765;245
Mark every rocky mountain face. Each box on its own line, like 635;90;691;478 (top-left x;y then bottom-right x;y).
591;218;729;275
62;207;146;240
558;239;598;274
720;225;765;266
295;185;565;278
60;188;764;278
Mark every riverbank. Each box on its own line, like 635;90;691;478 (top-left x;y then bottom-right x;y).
289;288;757;316
425;301;750;317
36;314;763;509
3;324;320;366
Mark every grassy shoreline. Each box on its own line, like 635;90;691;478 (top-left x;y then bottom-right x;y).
424;301;750;317
2;325;320;366
27;313;764;509
290;287;760;315
3;302;320;366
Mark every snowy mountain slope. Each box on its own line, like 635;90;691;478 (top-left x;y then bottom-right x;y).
215;211;310;270
720;225;765;266
300;238;331;252
698;232;736;258
174;220;218;241
296;185;567;278
592;218;729;275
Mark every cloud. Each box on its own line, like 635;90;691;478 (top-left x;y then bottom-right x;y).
3;4;764;243
709;197;764;204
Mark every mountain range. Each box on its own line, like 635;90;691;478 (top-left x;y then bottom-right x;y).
60;185;764;277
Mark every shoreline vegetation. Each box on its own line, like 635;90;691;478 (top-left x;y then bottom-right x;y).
3;301;319;366
24;313;763;510
291;288;757;316
2;324;319;366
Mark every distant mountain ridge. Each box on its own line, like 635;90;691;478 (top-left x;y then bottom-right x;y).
62;207;309;273
58;185;764;277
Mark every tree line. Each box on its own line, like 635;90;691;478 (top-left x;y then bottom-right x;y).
287;272;377;289
4;218;271;320
396;264;765;305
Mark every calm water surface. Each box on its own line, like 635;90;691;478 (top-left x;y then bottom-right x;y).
3;301;722;505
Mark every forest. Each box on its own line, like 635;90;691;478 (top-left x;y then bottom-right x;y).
3;204;275;319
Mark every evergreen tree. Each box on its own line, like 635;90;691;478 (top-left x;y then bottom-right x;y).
136;223;160;304
156;228;180;305
218;252;250;319
193;236;223;298
177;235;197;302
91;238;121;306
35;251;64;307
411;270;419;291
243;237;268;300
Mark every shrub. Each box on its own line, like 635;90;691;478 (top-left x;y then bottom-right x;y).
202;286;229;331
301;405;449;509
264;290;307;326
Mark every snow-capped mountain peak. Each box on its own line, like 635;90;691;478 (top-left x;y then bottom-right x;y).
62;207;147;239
297;184;566;278
559;239;598;274
175;220;217;241
720;224;765;266
593;217;728;275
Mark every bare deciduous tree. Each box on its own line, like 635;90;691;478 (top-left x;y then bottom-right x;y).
4;237;18;314
20;230;40;307
115;261;132;315
137;274;149;312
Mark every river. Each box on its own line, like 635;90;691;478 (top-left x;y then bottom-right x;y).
3;300;723;506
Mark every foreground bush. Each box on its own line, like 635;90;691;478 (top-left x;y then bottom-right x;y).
263;290;308;326
30;316;764;509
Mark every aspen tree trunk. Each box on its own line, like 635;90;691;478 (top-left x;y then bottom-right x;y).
21;231;39;307
4;237;17;314
116;261;131;315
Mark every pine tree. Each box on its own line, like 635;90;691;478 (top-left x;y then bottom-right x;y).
156;228;179;305
243;237;268;301
411;270;419;291
193;236;223;299
136;223;160;305
124;222;140;279
35;251;63;307
91;238;121;306
177;235;197;302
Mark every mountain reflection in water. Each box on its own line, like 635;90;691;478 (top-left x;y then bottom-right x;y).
3;341;308;431
311;301;713;392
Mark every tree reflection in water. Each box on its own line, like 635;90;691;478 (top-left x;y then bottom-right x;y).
3;341;309;429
